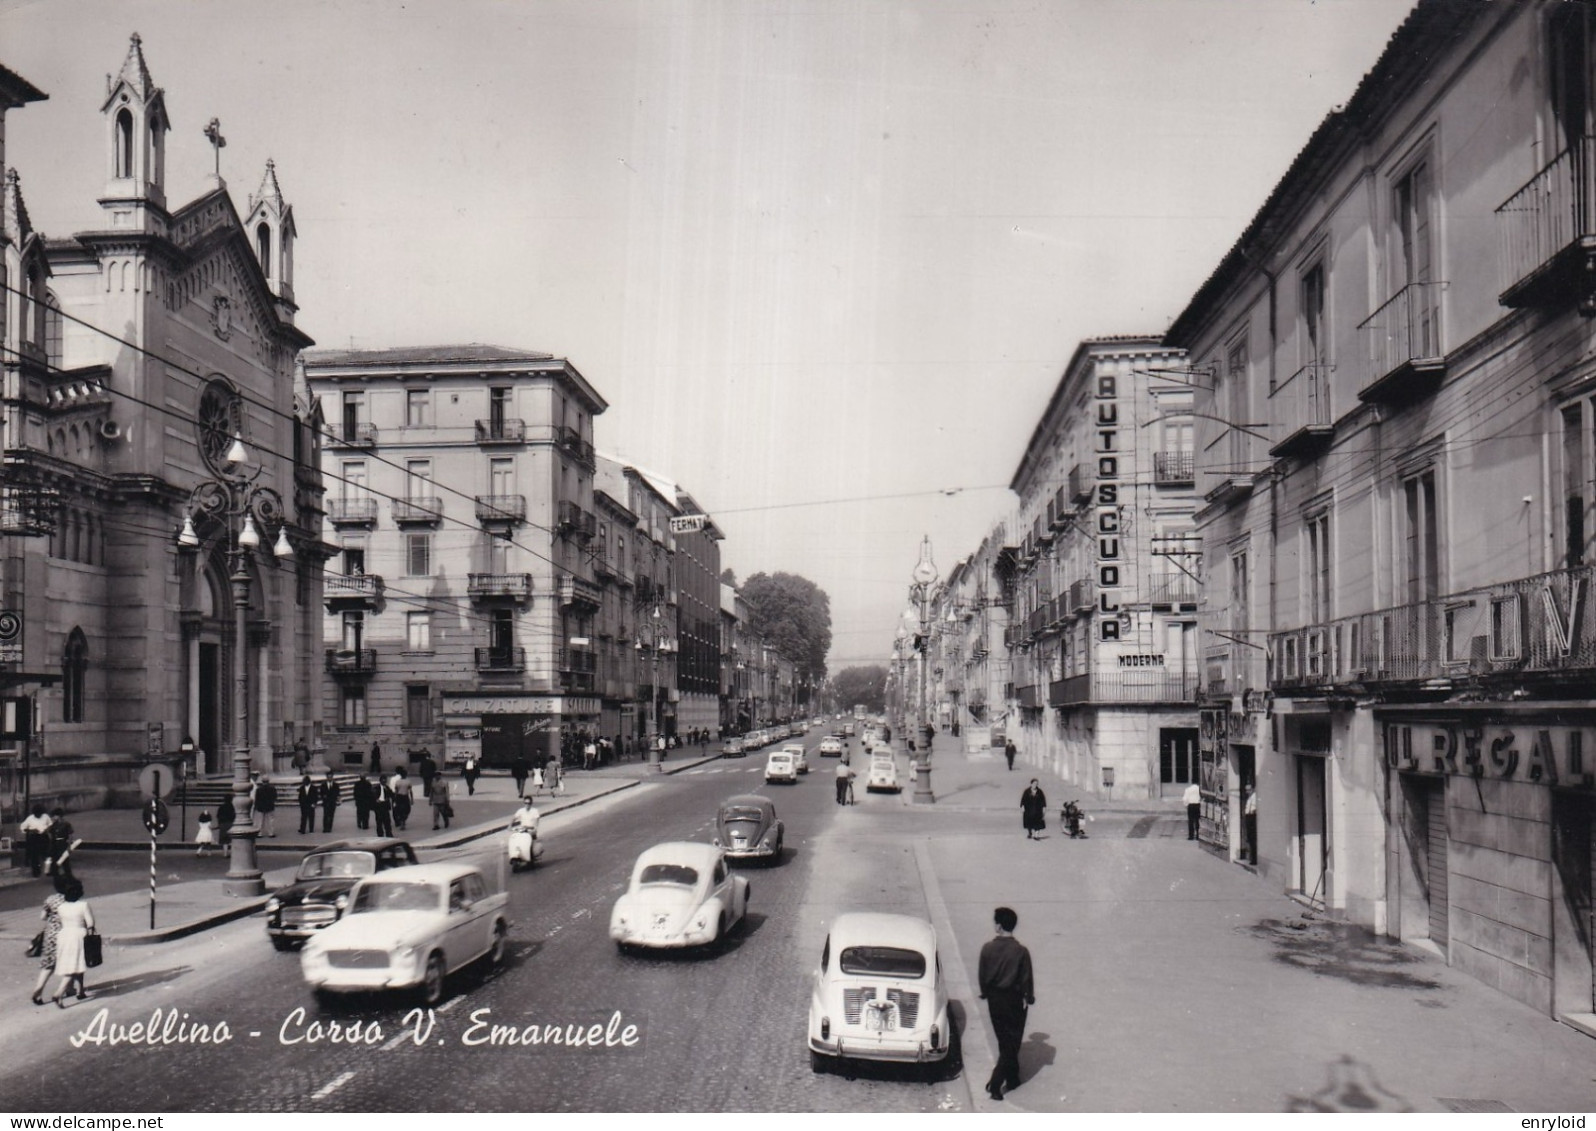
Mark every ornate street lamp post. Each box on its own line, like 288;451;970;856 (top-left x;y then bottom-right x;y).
907;535;939;805
177;432;291;897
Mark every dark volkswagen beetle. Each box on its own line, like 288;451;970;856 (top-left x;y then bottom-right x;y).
265;838;417;950
712;794;784;863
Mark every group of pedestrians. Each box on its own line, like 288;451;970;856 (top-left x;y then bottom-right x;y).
29;875;96;1009
18;804;80;879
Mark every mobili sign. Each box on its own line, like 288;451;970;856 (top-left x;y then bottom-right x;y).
1384;720;1596;790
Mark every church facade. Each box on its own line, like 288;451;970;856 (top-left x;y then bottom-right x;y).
1;37;324;810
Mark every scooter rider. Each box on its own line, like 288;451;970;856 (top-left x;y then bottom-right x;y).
508;796;541;867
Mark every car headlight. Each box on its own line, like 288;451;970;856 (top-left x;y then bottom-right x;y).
693;913;709;931
394;944;418;964
265;898;280;914
334;894;349;912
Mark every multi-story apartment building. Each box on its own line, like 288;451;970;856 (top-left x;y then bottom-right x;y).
619;465;680;743
935;527;1015;752
720;581;739;734
302;344;606;768
1001;337;1199;800
671;487;723;740
1166;0;1596;1022
591;471;639;745
2;41;323;808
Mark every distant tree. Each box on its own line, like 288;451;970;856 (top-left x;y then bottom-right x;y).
720;568;737;586
742;571;832;684
832;666;888;713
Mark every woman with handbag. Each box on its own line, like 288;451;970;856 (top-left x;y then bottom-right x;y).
50;880;95;1007
29;875;67;1006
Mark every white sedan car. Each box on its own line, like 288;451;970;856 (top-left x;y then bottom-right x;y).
781;743;810;774
765;751;798;784
818;736;844;757
611;842;751;952
808;912;953;1072
866;756;901;793
300;862;509;1007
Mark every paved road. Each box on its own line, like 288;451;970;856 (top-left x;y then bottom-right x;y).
1;737;964;1113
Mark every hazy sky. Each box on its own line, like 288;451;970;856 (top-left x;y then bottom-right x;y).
3;0;1417;668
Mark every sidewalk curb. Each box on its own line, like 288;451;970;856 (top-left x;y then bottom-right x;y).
913;838;986;1113
95;756;725;945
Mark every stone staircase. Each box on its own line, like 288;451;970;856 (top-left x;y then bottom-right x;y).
176;772;362;808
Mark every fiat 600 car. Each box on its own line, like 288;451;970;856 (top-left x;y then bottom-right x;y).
300;862;509;1006
866;756;901;794
713;794;785;861
611;841;750;952
781;743;810;774
765;750;799;784
808;912;953;1072
266;839;418;950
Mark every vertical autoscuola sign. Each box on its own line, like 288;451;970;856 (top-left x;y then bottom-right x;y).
1096;372;1122;640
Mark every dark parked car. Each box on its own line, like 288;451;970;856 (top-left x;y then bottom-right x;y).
712;794;784;863
265;838;418;950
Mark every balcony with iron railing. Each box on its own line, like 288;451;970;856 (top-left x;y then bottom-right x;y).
326;497;379;526
475;418;526;444
1497;137;1596;310
325;647;378;675
1204;643;1266;698
467;573;533;602
392;496;443;525
475;494;527;524
1145;572;1199;606
1049;486;1069;529
1268;563;1596;692
1068;463;1092;504
1268;363;1334;459
558;572;603;610
1153;450;1195;485
558;426;596;468
1016;684;1040;709
1049;669;1200;707
474;646;526;673
323;573;385;611
1356;281;1446;406
328;422;377;448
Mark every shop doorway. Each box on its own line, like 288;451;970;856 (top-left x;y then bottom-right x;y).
1296;754;1329;907
1401;774;1449;951
1159;728;1199;792
1552;793;1595;1020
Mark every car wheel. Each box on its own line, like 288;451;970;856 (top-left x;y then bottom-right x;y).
486;921;507;967
420;952;446;1007
270;936;298;953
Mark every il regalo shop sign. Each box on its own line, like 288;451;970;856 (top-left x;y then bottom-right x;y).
1383;718;1596;790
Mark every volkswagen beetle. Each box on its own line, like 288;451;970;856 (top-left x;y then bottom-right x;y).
808;912;952;1072
713;794;784;862
611;841;750;952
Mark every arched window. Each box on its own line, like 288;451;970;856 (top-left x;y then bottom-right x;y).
256;223;272;276
115;109;134;179
62;628;88;723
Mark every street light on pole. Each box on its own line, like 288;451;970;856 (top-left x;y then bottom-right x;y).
177;432;292;898
907;535;939;805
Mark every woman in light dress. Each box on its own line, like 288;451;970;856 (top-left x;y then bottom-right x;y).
50;880;94;1007
29;876;67;1005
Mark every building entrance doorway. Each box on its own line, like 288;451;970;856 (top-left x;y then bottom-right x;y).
1159;728;1199;793
199;642;221;774
1296;754;1329;907
1552;793;1595;1021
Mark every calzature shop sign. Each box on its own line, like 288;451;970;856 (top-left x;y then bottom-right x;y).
1384;720;1596;789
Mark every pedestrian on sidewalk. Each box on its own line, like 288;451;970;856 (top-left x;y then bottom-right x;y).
429;775;452;830
292;739;310;773
978;906;1034;1102
254;774;278;838
372;777;394;838
194;810;217;856
49;880;95;1007
390;768;414;831
45;809;77;881
418;749;437;795
463;755;480;796
217;796;235;849
583;737;596;771
835;758;854;805
296;773;317;835
1021;780;1047;839
1243;786;1257;862
531;763;545;796
1184;780;1202;841
29;876;67;1006
549;758;564;796
368;740;381;776
1005;738;1017;772
320;771;341;834
511;755;529;798
20;802;50;877
352;772;374;831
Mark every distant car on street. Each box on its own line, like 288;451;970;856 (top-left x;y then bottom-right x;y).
611;841;751;952
765;751;799;784
818;736;844;757
722;736;747;758
299;861;509;1006
808;912;952;1073
266;838;418;951
714;794;785;862
866;757;901;794
781;743;810;774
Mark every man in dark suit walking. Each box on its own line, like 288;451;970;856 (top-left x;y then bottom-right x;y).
296;774;317;835
320;771;341;833
978;906;1034;1102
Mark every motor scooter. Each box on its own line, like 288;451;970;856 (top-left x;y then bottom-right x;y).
507;818;545;871
1060;799;1088;839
